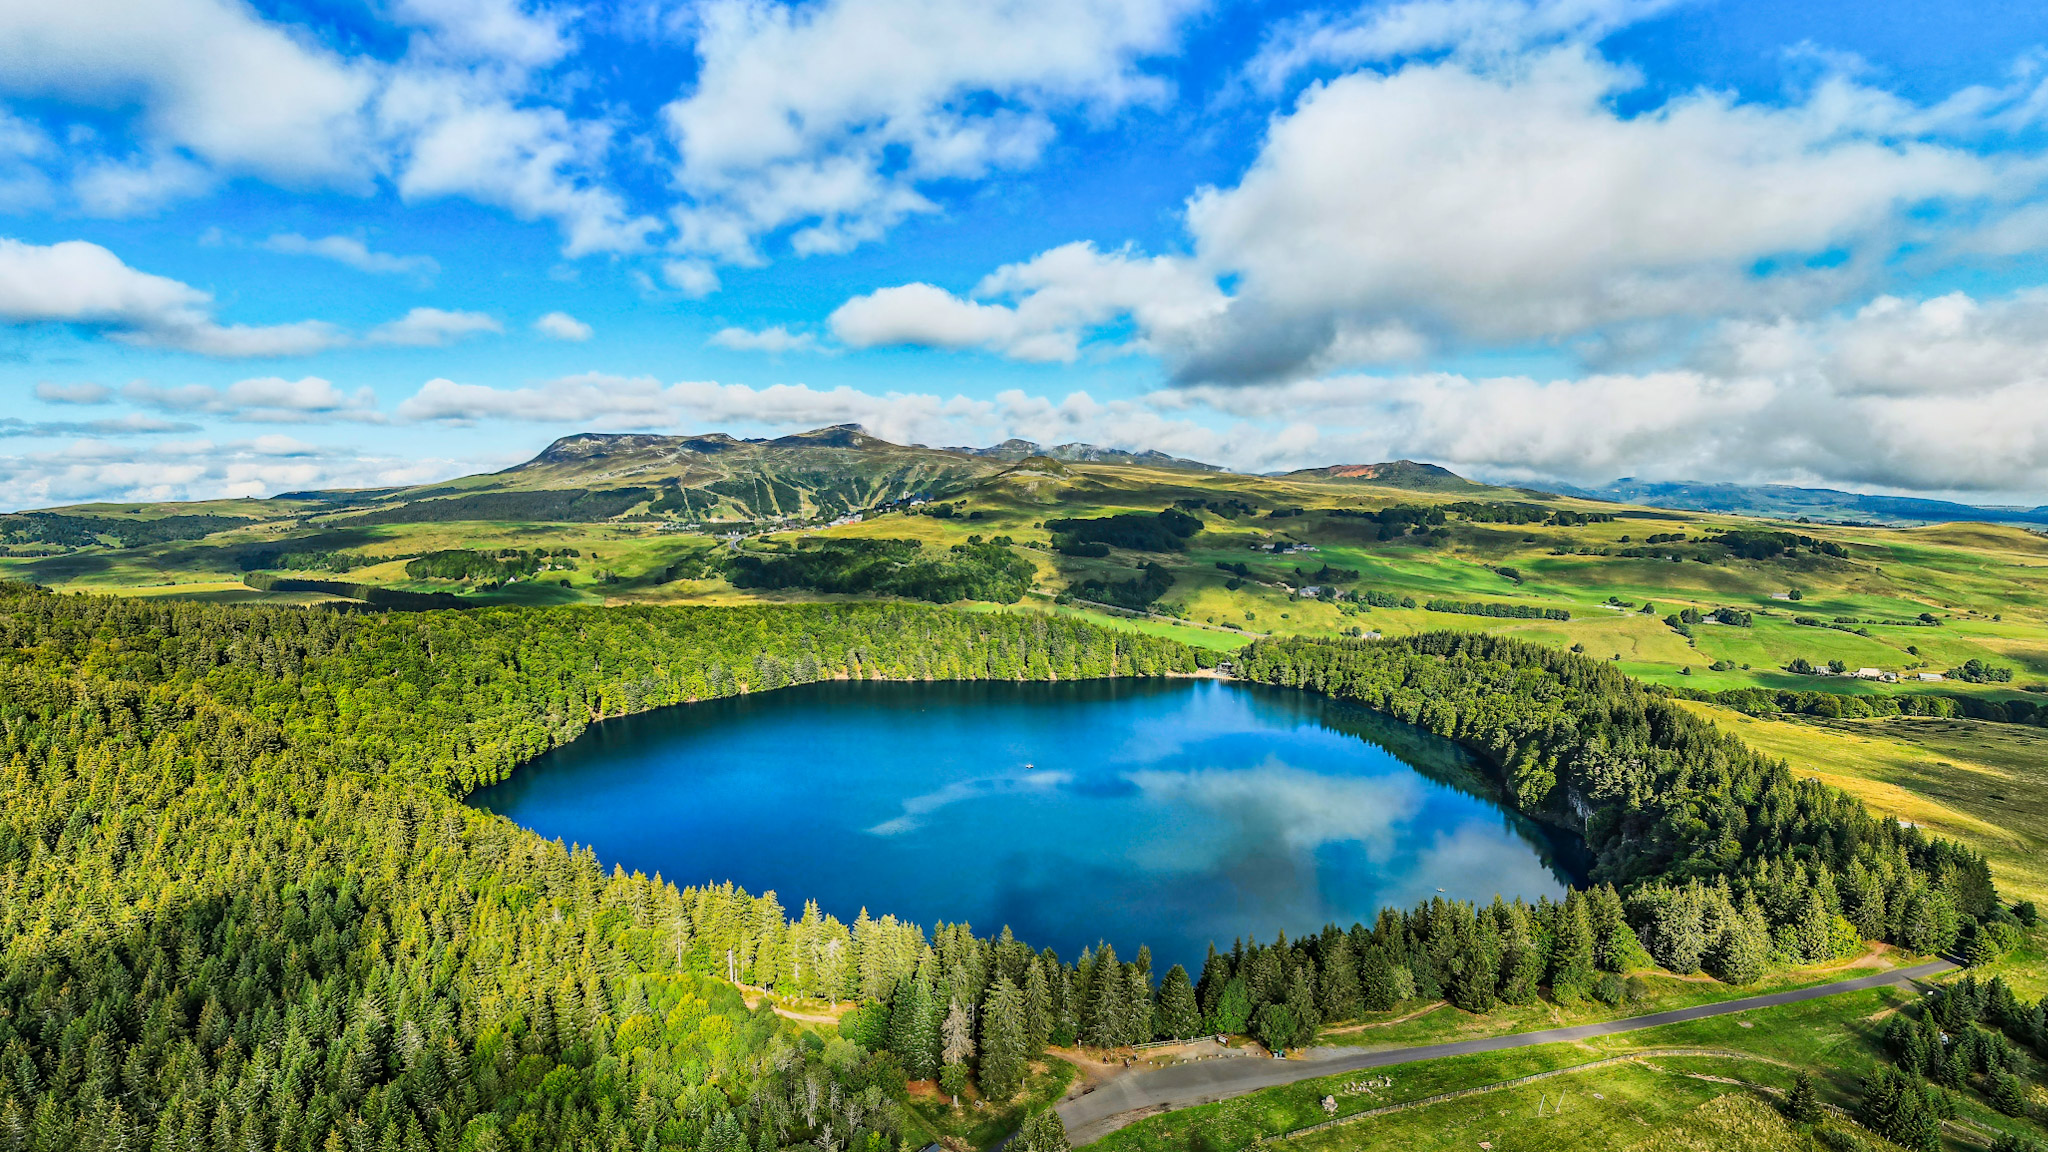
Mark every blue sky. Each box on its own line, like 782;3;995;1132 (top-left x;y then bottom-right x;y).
5;0;2048;509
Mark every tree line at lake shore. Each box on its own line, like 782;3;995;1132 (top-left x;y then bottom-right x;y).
0;584;2023;1152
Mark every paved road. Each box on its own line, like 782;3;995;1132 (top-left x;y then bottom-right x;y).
1060;959;1955;1145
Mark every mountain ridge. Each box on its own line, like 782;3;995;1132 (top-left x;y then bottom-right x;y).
1281;460;1484;491
1530;477;2048;526
939;437;1224;471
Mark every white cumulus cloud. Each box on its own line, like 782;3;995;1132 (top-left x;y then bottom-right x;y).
0;0;655;255
365;307;503;347
0;436;460;509
830;242;1226;363
262;233;440;278
662;0;1198;266
0;237;349;357
533;311;593;340
34;381;116;405
708;325;819;354
121;376;384;423
833;38;2046;385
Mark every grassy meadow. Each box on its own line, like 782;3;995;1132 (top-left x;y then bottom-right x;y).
1677;705;2048;908
1092;962;2048;1152
10;458;2048;707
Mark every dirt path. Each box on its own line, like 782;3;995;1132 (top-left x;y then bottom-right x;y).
1319;1001;1449;1035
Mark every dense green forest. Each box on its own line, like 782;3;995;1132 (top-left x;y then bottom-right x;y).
404;549;580;584
1420;599;1571;621
1860;971;2048;1150
0;587;1193;1152
1233;634;2011;971
0;585;2021;1152
1044;511;1201;553
1669;682;2048;727
0;513;253;549
723;538;1035;605
346;489;653;525
242;574;467;611
1067;562;1176;610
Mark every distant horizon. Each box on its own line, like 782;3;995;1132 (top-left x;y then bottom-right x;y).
8;422;2047;519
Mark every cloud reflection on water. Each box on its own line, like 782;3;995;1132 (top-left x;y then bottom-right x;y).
1127;757;1425;864
1380;821;1571;910
866;768;1073;835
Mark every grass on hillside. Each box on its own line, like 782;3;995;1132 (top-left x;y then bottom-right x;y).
1681;704;2048;907
1274;1064;1841;1152
1315;946;1922;1053
1091;978;2048;1152
12;462;2048;705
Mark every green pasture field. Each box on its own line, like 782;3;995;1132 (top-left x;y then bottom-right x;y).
1094;976;2048;1152
10;460;2048;704
1315;946;1925;1052
1274;1063;1832;1152
1683;703;2048;907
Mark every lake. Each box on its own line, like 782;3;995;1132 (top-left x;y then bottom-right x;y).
467;677;1585;972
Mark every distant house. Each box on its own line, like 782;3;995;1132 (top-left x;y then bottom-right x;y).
1916;672;1945;682
1295;586;1323;598
1769;592;1793;601
1855;668;1885;680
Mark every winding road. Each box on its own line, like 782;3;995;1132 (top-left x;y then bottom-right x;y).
1059;958;1956;1145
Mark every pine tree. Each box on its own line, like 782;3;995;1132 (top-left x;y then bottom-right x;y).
1491;899;1543;1006
1197;945;1229;1021
1990;1069;2028;1117
1317;931;1362;1024
1211;977;1252;1035
1155;966;1203;1040
1015;1109;1069;1152
1985;976;2018;1030
980;978;1028;1102
1548;891;1595;1003
1072;947;1098;1044
1586;884;1646;973
1358;946;1396;1012
1785;1071;1822;1124
941;998;974;1069
1861;1065;1939;1152
1705;898;1769;986
890;976;939;1080
1283;967;1320;1048
1047;956;1078;1047
2022;999;2047;1057
1794;888;1836;963
1022;961;1053;1054
1085;946;1127;1049
1123;964;1154;1045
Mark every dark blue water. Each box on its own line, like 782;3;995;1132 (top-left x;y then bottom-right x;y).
467;678;1583;972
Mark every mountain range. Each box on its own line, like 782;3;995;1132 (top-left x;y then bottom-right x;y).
1532;478;2048;527
939;437;1224;471
53;425;2048;528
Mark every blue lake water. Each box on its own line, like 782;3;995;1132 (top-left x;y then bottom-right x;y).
467;678;1584;972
